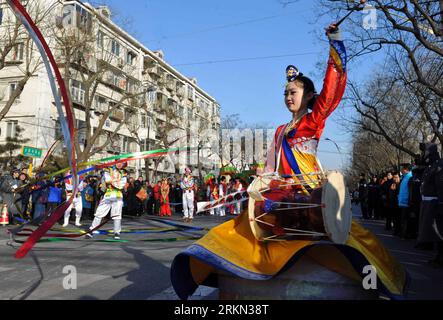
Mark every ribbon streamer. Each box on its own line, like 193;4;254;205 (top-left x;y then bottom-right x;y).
7;0;78;259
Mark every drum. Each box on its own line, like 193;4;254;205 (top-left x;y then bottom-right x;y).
248;171;351;244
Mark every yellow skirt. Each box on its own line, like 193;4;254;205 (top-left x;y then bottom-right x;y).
171;211;408;300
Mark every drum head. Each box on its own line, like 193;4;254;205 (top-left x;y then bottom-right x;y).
247;175;273;240
321;171;352;244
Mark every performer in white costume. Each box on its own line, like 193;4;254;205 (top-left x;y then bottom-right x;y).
63;171;84;227
218;176;227;217
86;162;127;239
233;178;243;215
181;168;195;222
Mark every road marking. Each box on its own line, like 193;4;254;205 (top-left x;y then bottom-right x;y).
406;270;430;280
390;249;434;258
401;261;425;267
147;285;217;300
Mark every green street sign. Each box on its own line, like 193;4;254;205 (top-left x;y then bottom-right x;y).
21;146;43;158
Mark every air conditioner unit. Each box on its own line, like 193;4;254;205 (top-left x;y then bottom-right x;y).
112;109;124;121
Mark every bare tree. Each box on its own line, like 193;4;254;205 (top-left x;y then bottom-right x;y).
315;0;442;97
49;4;149;164
315;0;442;174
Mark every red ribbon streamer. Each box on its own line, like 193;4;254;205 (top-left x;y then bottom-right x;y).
9;0;78;259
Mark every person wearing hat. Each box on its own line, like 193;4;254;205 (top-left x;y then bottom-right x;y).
0;168;21;222
86;162;127;240
180;167;195;222
17;172;30;217
170;23;408;300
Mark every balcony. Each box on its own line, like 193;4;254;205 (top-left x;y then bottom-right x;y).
70;87;85;105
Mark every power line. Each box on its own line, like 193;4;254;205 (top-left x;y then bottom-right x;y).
147;11;304;43
173;51;320;67
152;14;285;42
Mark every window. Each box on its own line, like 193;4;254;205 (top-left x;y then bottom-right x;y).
187;85;194;100
127;79;139;94
61;5;74;26
76;120;86;146
76;5;91;29
140;113;146;128
126;51;136;65
12;43;24;61
70;79;85;104
146;89;156;105
142;116;153;130
111;39;120;56
94;95;107;112
122;136;130;153
0;8;4;25
105;71;126;90
6;120;18;138
97;31;105;48
9;82;20;100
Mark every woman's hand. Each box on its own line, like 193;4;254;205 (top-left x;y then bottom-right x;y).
325;23;341;41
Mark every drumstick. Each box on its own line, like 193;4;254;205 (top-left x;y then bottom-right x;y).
334;0;366;28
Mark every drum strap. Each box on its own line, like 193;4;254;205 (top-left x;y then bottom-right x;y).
274;124;288;175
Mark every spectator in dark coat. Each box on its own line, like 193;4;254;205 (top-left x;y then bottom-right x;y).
358;175;369;219
125;177;143;216
390;173;401;236
367;176;381;219
381;172;394;230
145;181;155;215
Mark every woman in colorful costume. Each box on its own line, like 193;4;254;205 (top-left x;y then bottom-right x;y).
160;178;172;217
170;24;408;300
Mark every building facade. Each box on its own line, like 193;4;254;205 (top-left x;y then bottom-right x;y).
0;0;221;180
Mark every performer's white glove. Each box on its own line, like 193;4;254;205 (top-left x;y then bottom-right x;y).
326;23;342;41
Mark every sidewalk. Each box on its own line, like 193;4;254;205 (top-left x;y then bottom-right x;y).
353;205;443;299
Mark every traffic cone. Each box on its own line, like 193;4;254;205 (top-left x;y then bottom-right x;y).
0;204;9;226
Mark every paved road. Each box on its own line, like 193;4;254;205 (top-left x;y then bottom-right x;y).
352;205;443;300
0;214;224;300
0;207;441;300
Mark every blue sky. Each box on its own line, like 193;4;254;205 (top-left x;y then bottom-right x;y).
92;0;380;170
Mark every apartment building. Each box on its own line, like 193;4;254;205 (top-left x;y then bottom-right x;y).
0;0;221;179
